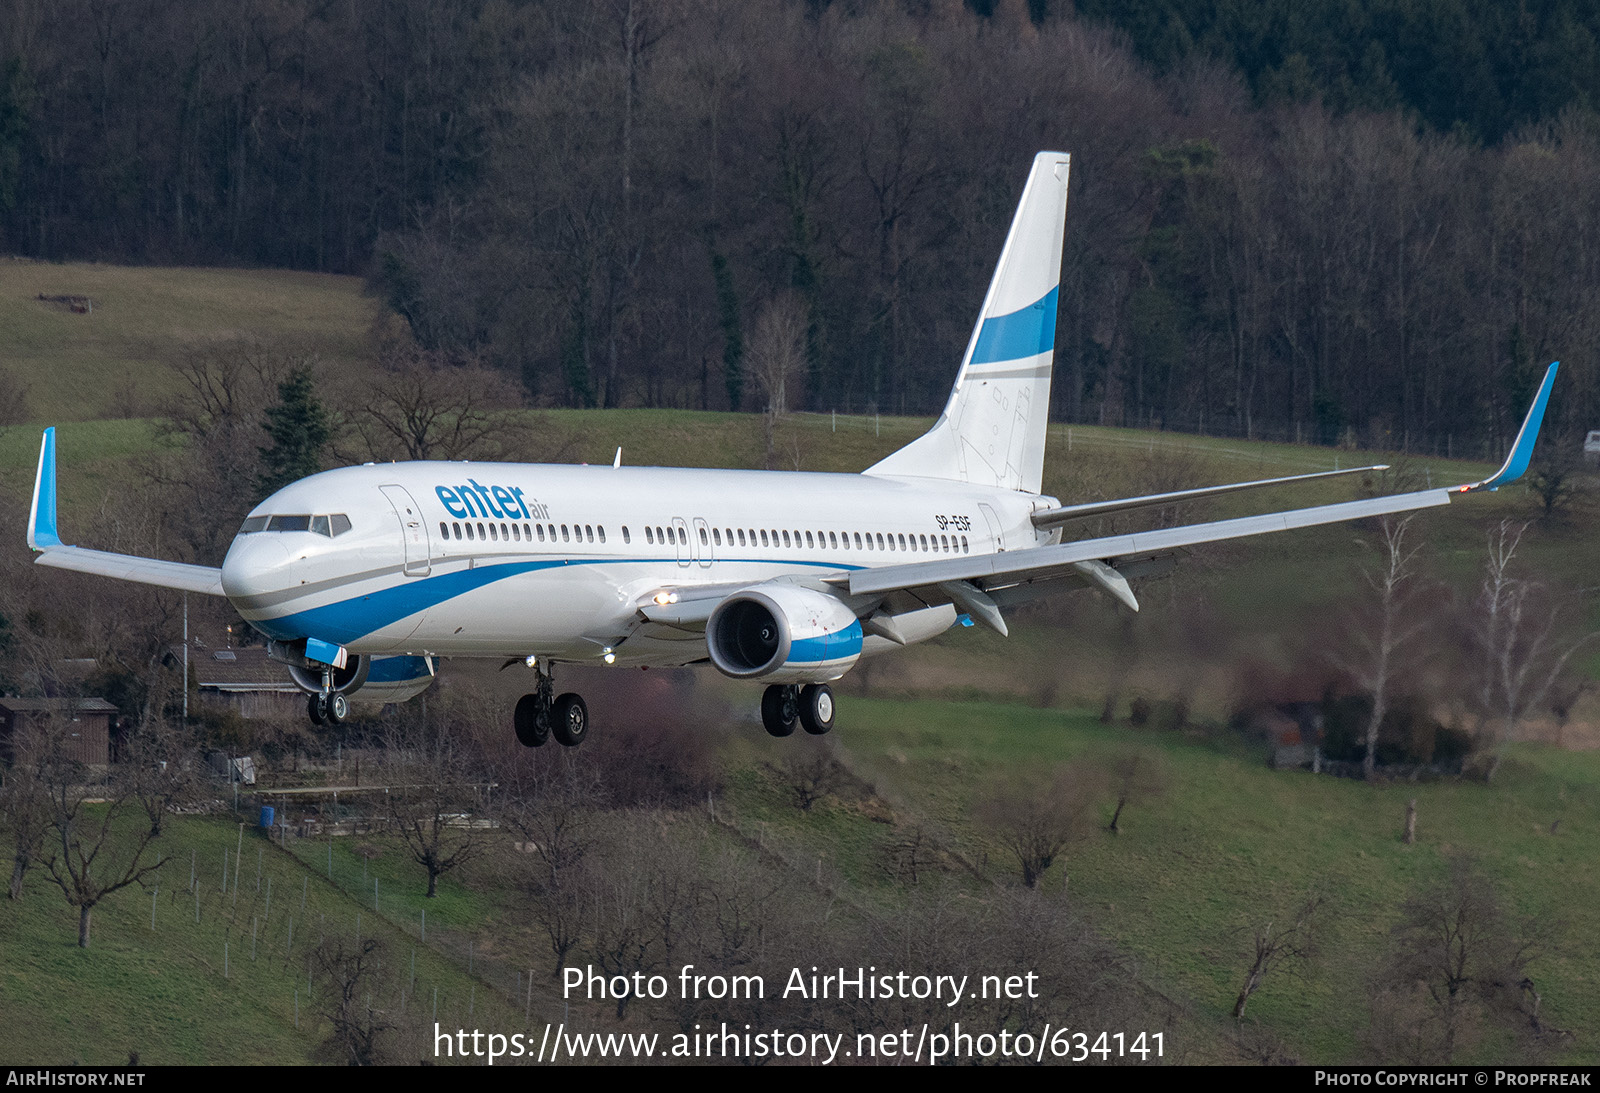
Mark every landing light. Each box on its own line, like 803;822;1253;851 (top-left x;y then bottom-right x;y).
653;590;679;605
602;647;616;665
524;655;537;668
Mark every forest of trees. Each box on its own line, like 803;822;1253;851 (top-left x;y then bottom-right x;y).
2;0;1598;452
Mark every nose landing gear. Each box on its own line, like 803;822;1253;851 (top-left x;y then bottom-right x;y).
514;662;588;748
306;667;349;725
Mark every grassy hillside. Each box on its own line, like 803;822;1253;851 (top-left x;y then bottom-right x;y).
0;260;375;423
0;813;527;1065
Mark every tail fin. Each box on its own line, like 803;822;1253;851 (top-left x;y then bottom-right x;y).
864;151;1069;494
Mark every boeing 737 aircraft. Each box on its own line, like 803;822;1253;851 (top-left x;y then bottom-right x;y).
25;152;1559;748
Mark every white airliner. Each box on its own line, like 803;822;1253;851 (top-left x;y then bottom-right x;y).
26;152;1558;747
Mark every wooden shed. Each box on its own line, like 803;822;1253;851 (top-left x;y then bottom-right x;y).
0;698;119;766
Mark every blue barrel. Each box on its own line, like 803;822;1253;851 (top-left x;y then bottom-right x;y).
260;805;275;829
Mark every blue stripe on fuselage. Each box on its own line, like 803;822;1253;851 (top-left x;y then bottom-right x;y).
246;556;870;645
251;560;560;644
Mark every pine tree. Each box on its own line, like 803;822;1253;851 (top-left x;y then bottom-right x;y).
257;366;331;495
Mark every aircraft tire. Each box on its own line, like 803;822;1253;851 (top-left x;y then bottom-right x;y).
552;693;588;747
799;683;834;735
328;693;350;724
307;694;327;726
761;685;798;737
514;694;550;748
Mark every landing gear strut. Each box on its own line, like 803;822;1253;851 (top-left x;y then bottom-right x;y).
514;662;589;748
306;667;348;726
762;683;835;737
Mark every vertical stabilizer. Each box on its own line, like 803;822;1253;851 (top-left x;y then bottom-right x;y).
865;151;1069;494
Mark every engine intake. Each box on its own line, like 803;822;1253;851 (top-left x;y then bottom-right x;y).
706;586;863;683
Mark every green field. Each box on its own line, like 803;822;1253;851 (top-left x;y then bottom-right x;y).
0;261;373;423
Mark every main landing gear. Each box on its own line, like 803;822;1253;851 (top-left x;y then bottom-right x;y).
761;683;834;738
514;662;588;748
306;666;348;726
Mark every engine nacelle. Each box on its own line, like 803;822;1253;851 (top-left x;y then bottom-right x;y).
285;654;437;706
706;585;862;683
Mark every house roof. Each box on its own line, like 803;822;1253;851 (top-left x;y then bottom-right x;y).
0;697;118;714
176;645;300;692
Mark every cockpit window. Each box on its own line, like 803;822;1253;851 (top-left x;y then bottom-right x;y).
240;514;352;537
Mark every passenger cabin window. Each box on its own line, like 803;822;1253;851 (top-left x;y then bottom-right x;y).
622;526;630;544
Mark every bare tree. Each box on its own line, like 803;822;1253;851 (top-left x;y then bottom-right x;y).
1470;521;1600;780
384;725;485;898
746;292;808;467
2;746;51;900
1233;891;1323;1021
342;342;537;463
587;820;705;1019
313;935;395;1066
767;737;844;812
492;750;599;975
122;719;203;838
0;364;30;436
38;728;166;947
1332;515;1435;779
979;764;1099;889
1368;857;1549;1062
1104;748;1171;834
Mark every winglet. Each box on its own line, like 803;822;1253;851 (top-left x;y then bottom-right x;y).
28;427;63;551
1457;362;1559;493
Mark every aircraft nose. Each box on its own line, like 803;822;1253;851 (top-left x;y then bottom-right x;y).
220;535;293;603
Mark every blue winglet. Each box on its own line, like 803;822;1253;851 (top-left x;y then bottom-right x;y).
1459;362;1559;493
27;427;62;551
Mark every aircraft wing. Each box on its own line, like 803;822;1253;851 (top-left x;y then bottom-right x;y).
842;362;1559;633
26;427;227;597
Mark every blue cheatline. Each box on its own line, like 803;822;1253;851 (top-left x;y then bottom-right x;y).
970;286;1059;365
253;555;872;644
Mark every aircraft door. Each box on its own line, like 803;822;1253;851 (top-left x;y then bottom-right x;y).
692;517;713;568
978;503;1005;552
671;517;690;567
380;484;432;577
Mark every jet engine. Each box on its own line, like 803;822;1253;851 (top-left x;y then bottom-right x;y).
706;585;863;683
285;654;436;705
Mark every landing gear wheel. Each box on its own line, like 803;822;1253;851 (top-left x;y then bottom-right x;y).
514;694;550;748
552;693;588;747
761;685;799;737
327;693;349;724
799;683;834;735
307;693;327;726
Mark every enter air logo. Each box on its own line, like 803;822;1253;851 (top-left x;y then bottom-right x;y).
436;480;550;521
